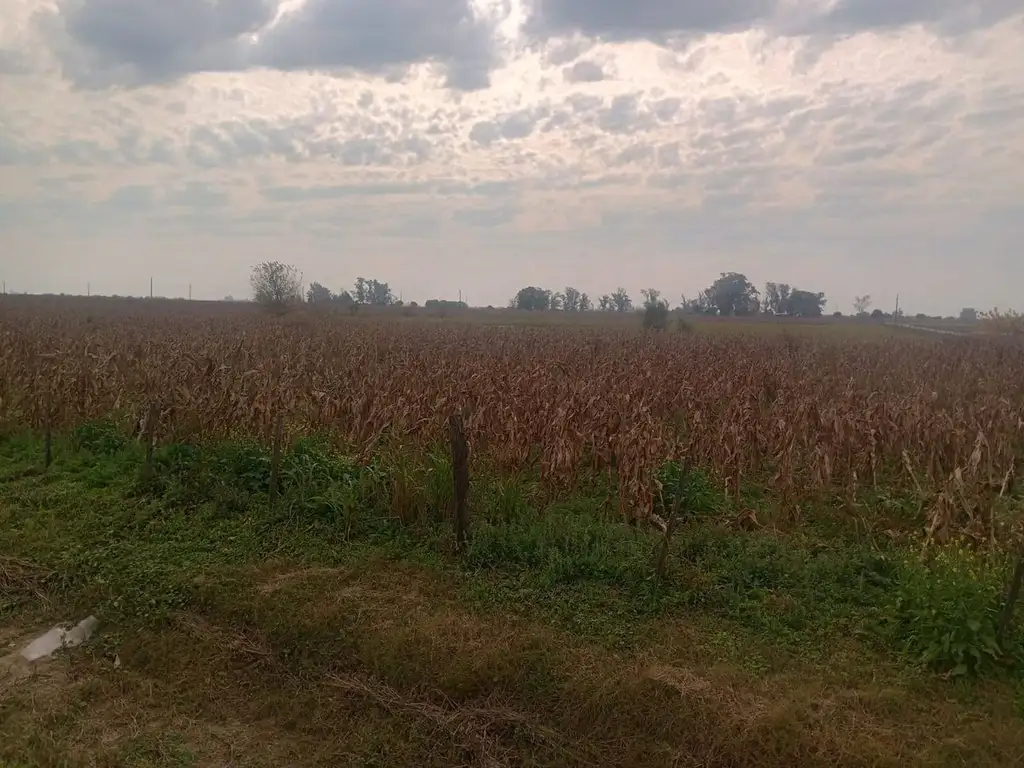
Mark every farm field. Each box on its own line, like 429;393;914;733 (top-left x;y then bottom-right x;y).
3;294;1024;767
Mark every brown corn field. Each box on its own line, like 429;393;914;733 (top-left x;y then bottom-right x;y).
2;297;1023;543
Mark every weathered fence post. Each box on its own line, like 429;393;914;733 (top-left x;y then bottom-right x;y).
269;412;284;509
449;412;470;553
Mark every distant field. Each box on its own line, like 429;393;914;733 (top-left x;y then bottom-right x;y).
2;293;1024;767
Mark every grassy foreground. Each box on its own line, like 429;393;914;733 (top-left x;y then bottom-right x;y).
3;425;1024;767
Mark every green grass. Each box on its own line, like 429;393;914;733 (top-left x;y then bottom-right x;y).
3;424;1024;766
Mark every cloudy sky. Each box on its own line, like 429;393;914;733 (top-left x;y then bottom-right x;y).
1;1;1022;313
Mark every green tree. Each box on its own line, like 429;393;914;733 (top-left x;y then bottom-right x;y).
610;287;632;312
250;261;302;310
514;286;552;311
707;272;758;316
787;289;827;317
763;282;791;314
563;286;583;312
353;278;394;306
641;288;662;309
306;281;332;304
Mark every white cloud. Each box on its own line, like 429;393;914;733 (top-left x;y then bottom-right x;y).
0;0;1022;313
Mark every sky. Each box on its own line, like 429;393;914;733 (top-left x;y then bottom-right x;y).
1;1;1022;315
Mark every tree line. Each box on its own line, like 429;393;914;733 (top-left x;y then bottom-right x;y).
513;273;832;317
251;262;974;322
251;262;471;311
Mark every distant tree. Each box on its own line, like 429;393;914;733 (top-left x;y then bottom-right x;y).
610;287;632;313
369;280;394;306
306;281;333;304
959;307;978;323
833;311;843;317
706;272;758;316
354;277;369;305
598;294;613;311
853;295;872;315
352;277;394;306
551;291;566;311
563;286;583;312
787;289;827;317
579;293;593;311
641;289;670;330
870;308;885;319
514;286;552;311
763;282;792;315
425;299;468;310
680;291;715;314
641;288;664;310
250;261;302;310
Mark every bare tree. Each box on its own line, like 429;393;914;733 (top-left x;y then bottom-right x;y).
853;295;872;315
251;262;302;311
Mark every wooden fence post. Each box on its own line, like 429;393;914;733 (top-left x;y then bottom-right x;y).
269;412;284;509
449;412;470;553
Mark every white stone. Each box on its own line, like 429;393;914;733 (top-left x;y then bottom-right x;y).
19;616;99;662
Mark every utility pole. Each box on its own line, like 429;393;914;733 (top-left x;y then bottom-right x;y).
149;277;153;299
188;284;192;301
894;294;900;324
87;282;90;297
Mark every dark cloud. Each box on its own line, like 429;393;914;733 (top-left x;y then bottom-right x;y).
527;0;1022;46
526;0;779;41
452;204;518;227
468;107;548;146
0;136;47;166
543;37;593;65
43;0;275;87
562;59;606;83
804;0;1023;36
165;181;230;208
104;184;155;211
0;48;32;75
261;180;436;202
39;0;499;90
254;0;497;90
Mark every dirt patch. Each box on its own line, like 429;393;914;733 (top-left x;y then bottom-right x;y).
0;555;52;602
644;664;769;725
257;566;354;595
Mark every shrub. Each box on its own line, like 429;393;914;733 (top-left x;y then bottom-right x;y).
883;547;1013;677
643;302;670;330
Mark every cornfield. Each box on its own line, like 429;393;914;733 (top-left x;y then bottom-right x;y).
2;298;1023;544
